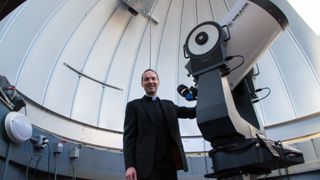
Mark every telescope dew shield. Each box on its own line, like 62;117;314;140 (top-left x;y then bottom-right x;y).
219;0;288;90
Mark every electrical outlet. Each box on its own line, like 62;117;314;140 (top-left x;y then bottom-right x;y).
70;146;80;158
31;135;49;149
54;142;63;153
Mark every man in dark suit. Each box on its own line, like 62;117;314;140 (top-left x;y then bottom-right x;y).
123;69;196;180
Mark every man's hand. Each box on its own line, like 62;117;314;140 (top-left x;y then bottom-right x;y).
125;167;137;180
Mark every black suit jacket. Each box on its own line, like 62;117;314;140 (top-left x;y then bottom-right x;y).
123;96;196;179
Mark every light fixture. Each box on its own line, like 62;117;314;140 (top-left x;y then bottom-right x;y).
4;112;32;143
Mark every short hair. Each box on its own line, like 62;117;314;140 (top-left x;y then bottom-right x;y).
141;69;159;82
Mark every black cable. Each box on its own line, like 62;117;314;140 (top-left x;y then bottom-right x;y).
278;168;282;177
254;63;260;76
252;87;271;103
31;153;43;180
25;139;48;180
276;141;290;180
25;156;33;180
243;78;257;100
225;55;245;73
32;156;42;180
285;167;290;180
202;139;209;179
33;143;51;180
26;153;42;180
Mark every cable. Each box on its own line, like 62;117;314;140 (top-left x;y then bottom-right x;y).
47;143;51;180
33;142;49;180
25;156;33;180
26;153;43;180
225;55;245;73
25;139;49;180
54;154;59;180
32;155;42;180
72;158;77;180
285;167;290;180
202;139;209;180
276;141;290;180
278;168;282;177
26;139;43;180
243;78;257;100
252;87;271;103
25;140;33;180
0;142;12;180
253;63;260;76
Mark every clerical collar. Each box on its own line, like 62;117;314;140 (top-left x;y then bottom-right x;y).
144;95;158;101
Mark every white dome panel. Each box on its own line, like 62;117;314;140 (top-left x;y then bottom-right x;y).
0;0;65;83
255;50;295;125
0;0;319;151
271;31;320;117
71;78;102;126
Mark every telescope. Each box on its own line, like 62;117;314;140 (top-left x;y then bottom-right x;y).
182;0;304;179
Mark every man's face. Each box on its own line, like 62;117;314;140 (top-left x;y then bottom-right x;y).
141;70;159;96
